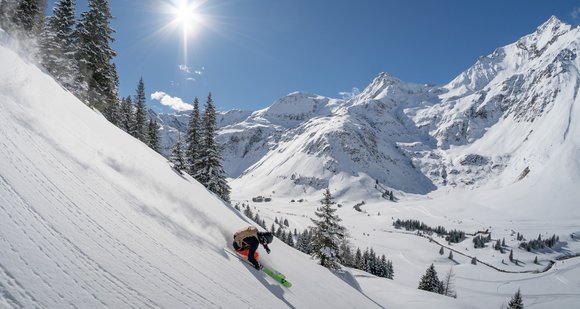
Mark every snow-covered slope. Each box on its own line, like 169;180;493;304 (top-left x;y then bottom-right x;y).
0;33;467;308
407;16;580;216
215;17;580;208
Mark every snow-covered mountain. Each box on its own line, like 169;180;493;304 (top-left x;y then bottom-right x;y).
151;109;252;155
0;30;468;308
210;16;580;205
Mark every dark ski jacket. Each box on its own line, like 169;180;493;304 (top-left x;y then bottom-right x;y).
233;236;270;269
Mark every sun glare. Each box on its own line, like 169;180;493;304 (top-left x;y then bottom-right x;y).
165;0;207;65
172;0;201;37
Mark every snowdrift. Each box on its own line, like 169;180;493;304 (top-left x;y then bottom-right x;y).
0;36;462;307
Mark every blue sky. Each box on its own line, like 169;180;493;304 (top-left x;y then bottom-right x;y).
46;0;580;113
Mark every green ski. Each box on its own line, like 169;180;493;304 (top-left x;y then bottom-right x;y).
262;266;292;288
225;248;292;288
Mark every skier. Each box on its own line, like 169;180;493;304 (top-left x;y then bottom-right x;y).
233;226;273;270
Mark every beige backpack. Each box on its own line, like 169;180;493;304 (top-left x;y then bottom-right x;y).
234;226;259;247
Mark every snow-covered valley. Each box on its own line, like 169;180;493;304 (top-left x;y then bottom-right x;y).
1;14;580;309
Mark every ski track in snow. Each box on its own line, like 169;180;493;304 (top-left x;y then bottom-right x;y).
0;114;230;308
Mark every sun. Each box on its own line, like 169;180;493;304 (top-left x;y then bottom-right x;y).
171;0;201;37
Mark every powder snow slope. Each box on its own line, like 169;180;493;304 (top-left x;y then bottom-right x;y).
0;35;465;307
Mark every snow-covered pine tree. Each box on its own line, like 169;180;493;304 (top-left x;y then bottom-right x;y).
40;0;82;94
133;77;147;142
196;93;230;202
339;241;353;267
368;248;377;274
120;96;135;134
286;232;294;247
147;118;161;153
75;0;118;111
310;188;345;270
495;240;501;250
509;249;514;262
448;251;454;260
275;225;283;238
439;246;444;255
186;97;201;176
386;260;394;279
270;223;275;234
12;0;44;37
170;133;186;172
354;248;363;269
377;254;387;277
441;267;457;298
0;1;15;31
103;98;122;128
418;264;442;294
507;289;524;309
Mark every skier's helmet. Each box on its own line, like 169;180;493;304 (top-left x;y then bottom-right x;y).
259;232;274;244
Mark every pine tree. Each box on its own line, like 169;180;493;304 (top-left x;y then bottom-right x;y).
286;233;294;247
147;118;161;153
310;188;345;270
170;133;186;172
441;267;457;298
133;77;147;142
378;254;387;277
75;0;118;110
509;249;514;262
12;0;44;37
354;248;363;269
471;257;477;265
439;246;444;255
495;240;501;250
386;260;394;279
507;289;524;309
280;230;287;243
186;97;201;175
120;96;135;133
196;93;230;202
339;241;353;267
40;0;82;94
448;251;453;260
270;223;275;234
103;99;122;127
418;264;442;294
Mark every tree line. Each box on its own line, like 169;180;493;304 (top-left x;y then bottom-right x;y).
2;0;230;203
239;189;394;279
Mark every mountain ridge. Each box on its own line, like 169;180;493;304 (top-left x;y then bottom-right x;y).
154;16;580;205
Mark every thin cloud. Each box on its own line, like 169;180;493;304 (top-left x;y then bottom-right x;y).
339;87;360;100
151;91;193;111
179;65;204;81
179;64;191;73
572;7;580;23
